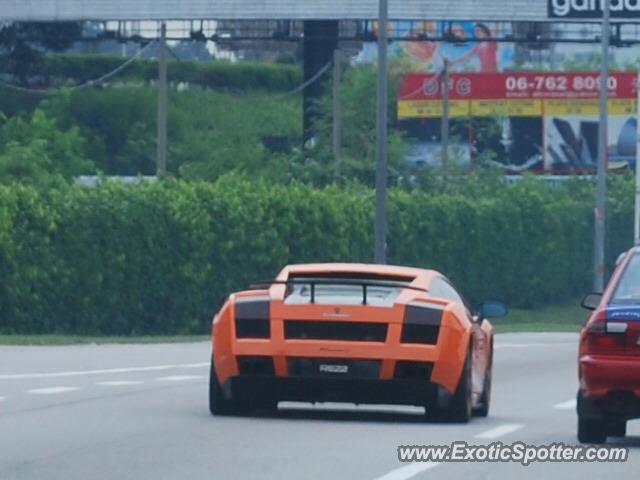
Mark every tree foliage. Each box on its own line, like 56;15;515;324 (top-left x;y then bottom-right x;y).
0;61;409;186
0;22;82;84
0;109;92;186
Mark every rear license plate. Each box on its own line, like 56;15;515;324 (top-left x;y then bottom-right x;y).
319;364;349;374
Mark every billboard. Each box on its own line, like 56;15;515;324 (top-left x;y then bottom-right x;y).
398;71;639;173
357;22;516;73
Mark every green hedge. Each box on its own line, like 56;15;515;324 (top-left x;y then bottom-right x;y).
0;176;633;335
0;54;302;92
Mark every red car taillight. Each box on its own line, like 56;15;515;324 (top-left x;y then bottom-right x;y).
580;309;627;356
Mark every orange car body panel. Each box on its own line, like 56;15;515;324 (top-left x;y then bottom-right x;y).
212;263;492;399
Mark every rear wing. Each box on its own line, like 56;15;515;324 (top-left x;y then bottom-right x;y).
250;279;428;306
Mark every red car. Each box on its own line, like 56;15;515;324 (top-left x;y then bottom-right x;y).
578;247;640;443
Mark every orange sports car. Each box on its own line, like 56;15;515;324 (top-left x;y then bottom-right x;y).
209;264;507;422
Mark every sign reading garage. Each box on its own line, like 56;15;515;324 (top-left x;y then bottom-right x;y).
548;0;640;18
549;0;640;18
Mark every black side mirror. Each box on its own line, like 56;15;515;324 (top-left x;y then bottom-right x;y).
479;301;508;319
581;293;603;311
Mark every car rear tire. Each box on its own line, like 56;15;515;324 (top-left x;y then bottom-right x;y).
209;359;239;416
578;416;607;444
472;370;491;418
576;390;607;444
473;341;493;418
427;345;473;423
608;421;627;438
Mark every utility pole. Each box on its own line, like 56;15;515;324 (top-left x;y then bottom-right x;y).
119;21;127;57
157;21;168;176
635;73;640;246
594;0;610;292
374;0;389;265
441;58;450;170
333;49;342;182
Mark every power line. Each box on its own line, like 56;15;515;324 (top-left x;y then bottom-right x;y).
0;40;156;95
274;61;332;99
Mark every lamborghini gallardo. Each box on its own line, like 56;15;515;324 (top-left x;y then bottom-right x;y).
209;264;507;422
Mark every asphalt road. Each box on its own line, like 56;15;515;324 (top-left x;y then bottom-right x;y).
0;333;638;480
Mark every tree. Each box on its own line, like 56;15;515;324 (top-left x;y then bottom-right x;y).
0;22;83;85
0;109;94;186
304;64;409;187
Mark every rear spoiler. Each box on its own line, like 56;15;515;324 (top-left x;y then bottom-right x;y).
249;279;428;305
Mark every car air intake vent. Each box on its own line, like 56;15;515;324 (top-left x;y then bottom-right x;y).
284;321;388;342
237;356;275;376
401;303;443;345
394;361;434;380
235;297;270;339
236;318;270;339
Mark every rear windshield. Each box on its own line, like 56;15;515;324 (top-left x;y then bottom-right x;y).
284;275;414;307
612;254;640;304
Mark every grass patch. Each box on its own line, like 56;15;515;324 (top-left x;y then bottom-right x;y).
0;335;209;346
493;302;587;333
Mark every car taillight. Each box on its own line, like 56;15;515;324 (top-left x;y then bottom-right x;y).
580;309;626;355
234;298;271;339
401;302;443;345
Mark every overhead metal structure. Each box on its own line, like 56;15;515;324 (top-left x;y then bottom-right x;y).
8;20;640;45
1;0;636;23
7;2;640;45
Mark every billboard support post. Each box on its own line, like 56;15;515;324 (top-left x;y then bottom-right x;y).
156;21;168;176
594;0;610;292
333;49;342;182
441;58;450;170
635;72;640;246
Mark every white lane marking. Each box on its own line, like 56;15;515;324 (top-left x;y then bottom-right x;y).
554;399;577;410
156;375;205;382
0;363;208;381
96;381;143;387
373;462;440;480
495;343;574;349
475;423;524;439
28;387;80;395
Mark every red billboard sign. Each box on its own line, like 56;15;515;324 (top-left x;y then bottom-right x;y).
398;72;639;119
399;72;637;101
398;71;639;174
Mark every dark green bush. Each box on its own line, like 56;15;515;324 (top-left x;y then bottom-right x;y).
0;175;633;335
0;54;302;92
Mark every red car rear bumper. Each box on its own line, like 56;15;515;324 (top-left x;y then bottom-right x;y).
579;355;640;418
